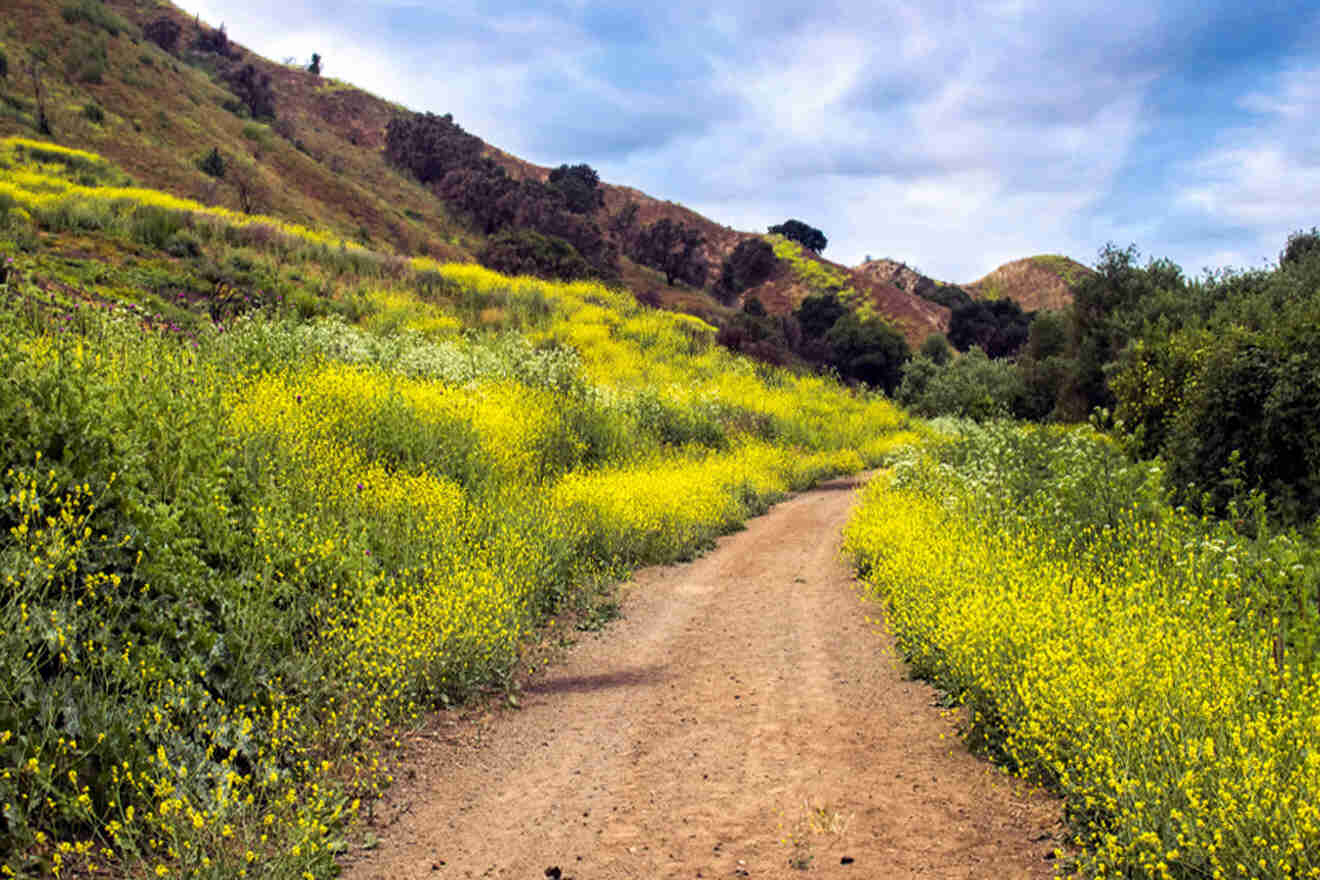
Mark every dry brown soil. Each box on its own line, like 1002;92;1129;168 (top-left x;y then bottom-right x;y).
341;473;1062;879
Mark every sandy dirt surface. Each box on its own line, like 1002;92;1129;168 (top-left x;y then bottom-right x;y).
341;474;1062;879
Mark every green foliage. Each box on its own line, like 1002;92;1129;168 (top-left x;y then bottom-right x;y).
897;347;1025;420
794;291;845;340
824;312;910;394
547;163;603;215
197;146;225;179
947;297;1032;358
845;424;1320;879
770;236;853;299
81;103;105;124
59;0;137;38
917;282;972;309
384;111;484;185
0;47;8;81
143;17;182;53
630;218;707;287
477;228;592;281
919;332;952;365
66;37;109;84
1281;227;1320;267
714;238;777;304
768;218;827;253
222;63;277;121
308;52;322;76
385;112;617;278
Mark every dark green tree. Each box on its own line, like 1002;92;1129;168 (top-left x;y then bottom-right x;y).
223;64;277;120
1281;228;1320;267
478;229;592;281
714;238;777;304
825;312;911;393
769;219;827;253
794;291;846;339
308;53;322;76
144;17;181;53
947;298;1032;358
384;112;485;184
547;164;603;214
919;332;953;365
632;219;707;286
198;147;226;179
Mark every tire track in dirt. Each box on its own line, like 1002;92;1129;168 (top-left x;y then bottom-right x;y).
342;473;1061;878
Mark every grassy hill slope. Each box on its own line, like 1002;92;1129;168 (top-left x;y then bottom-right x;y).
0;134;918;879
964;254;1091;311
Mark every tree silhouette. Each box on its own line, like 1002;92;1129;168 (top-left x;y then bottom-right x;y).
632;219;707;287
769;219;827;253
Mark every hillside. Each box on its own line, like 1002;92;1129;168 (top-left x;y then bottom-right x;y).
965;255;1091;311
0;133;919;878
859;255;1091;314
755;246;948;347
0;0;952;360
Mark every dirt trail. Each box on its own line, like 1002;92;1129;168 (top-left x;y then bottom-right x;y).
342;474;1061;879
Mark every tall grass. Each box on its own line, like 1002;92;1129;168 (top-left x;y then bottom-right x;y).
844;423;1320;878
1;174;910;877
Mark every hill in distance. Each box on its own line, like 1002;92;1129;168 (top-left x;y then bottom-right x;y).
0;0;1081;357
858;255;1092;314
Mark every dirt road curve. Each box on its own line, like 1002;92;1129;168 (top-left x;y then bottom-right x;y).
343;474;1061;879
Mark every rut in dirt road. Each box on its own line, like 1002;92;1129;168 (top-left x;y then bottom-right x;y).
342;473;1061;879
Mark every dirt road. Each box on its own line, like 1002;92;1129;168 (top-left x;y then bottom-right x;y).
343;473;1061;879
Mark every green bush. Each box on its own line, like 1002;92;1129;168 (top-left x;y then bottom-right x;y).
81;102;105;124
60;0;136;37
477;228;593;281
197;146;225;179
898;347;1024;420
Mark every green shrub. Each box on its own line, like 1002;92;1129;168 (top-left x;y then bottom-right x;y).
477;228;592;281
81;102;105;124
197;146;225;179
60;0;136;37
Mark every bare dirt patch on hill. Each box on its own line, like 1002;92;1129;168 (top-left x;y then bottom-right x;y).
341;474;1062;879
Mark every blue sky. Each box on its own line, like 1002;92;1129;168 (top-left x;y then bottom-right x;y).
188;0;1320;281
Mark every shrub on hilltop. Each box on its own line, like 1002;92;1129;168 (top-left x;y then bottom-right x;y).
769;218;827;253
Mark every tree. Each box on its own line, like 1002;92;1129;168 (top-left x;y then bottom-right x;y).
478;229;593;281
0;47;10;82
947;298;1032;358
632;219;707;287
385;112;485;184
609;201;639;246
26;48;52;136
1281;228;1320;267
308;53;322;76
794;291;846;339
825;312;911;393
769;219;827;253
714;238;777;304
144;17;181;53
198;147;226;179
547;164;603;214
223;64;277;120
194;22;237;58
919;332;953;365
228;161;268;214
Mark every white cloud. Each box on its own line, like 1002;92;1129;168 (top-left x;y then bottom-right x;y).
1175;64;1320;264
183;0;1295;278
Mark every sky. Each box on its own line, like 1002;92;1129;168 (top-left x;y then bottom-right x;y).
186;0;1320;281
